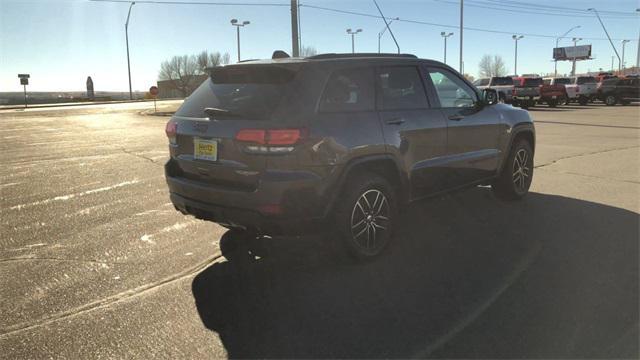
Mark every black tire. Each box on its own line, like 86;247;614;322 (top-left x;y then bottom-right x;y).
578;96;589;106
547;99;558;108
492;138;534;201
333;172;397;261
605;95;617;106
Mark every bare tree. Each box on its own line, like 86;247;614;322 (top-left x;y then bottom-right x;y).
159;55;199;97
478;54;508;77
196;50;231;73
300;45;318;57
463;73;475;82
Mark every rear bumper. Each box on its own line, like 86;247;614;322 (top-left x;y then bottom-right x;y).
513;95;540;101
164;159;330;234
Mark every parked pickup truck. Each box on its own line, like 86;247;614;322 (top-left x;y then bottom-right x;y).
512;77;541;109
540;78;567;107
473;77;514;103
598;77;640;106
571;76;598;105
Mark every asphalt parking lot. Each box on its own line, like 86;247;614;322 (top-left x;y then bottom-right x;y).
0;101;638;358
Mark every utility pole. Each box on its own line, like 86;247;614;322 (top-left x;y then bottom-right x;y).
125;2;135;100
588;8;622;72
621;39;630;74
571;37;582;76
441;32;453;64
378;18;398;53
611;56;615;72
346;28;362;54
459;0;463;73
554;25;580;77
291;0;299;57
512;35;523;76
636;9;639;68
231;19;250;62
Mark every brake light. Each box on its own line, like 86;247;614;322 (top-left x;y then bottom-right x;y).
576;87;580;93
235;128;305;154
165;120;177;144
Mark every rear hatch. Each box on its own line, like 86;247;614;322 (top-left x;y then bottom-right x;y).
515;78;542;96
169;64;300;191
576;76;598;95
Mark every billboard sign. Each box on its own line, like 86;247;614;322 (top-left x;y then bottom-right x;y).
553;45;592;61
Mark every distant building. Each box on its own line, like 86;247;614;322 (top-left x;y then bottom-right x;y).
157;75;207;99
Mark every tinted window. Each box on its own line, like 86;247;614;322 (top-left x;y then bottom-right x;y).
524;78;543;87
577;76;597;85
176;66;297;119
319;67;374;112
473;78;490;86
492;77;513;86
427;68;477;108
378;66;429;110
554;78;572;85
543;79;552;85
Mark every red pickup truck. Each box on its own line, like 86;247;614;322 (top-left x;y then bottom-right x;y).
512;77;542;109
541;78;568;107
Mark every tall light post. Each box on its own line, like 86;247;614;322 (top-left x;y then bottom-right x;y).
124;2;135;100
441;32;454;64
512;35;524;76
611;56;615;72
588;8;622;72
231;19;250;62
621;39;631;74
459;0;464;73
571;37;582;76
346;28;362;54
554;25;580;77
378;18;398;53
636;9;639;69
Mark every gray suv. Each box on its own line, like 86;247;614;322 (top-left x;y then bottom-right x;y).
164;53;535;261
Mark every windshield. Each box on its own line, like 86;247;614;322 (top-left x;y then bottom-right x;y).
492;77;513;86
175;66;296;119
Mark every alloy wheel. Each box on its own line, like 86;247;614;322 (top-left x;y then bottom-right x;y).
512;148;530;193
350;189;390;254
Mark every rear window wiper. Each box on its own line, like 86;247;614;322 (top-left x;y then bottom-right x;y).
204;107;240;118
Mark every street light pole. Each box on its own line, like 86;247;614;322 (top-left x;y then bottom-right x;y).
611;56;615;72
459;0;464;73
512;35;523;76
231;19;250;62
588;8;622;72
378;18;398;53
571;37;582;76
636;9;639;68
621;39;631;74
441;32;453;64
554;25;580;77
125;2;135;100
346;28;362;54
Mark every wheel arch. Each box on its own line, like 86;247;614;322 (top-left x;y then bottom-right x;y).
498;123;535;175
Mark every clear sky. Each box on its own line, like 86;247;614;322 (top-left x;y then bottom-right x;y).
1;0;639;92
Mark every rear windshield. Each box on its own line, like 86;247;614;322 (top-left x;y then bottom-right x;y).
491;77;513;86
175;66;297;119
523;78;543;87
554;78;572;85
576;76;597;85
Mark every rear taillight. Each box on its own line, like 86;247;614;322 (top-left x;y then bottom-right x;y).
165;120;177;145
575;87;580;93
235;128;305;154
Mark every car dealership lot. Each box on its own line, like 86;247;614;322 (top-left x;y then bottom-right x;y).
0;102;638;358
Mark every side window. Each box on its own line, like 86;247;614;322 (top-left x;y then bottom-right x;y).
480;78;490;86
543;79;551;85
426;68;477;108
319;67;374;112
377;66;429;110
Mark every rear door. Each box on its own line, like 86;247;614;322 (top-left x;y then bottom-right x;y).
376;65;448;199
171;65;299;191
424;66;502;187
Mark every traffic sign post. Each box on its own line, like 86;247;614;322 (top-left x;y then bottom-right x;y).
18;74;30;108
149;86;159;113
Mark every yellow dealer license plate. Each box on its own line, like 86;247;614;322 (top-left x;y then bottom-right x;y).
194;138;218;162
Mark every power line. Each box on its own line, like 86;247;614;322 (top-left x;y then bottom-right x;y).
434;0;639;20
299;3;638;41
480;0;638;17
88;0;288;6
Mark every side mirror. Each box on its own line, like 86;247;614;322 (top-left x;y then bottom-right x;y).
483;88;498;105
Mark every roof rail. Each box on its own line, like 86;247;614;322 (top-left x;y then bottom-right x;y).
307;53;417;60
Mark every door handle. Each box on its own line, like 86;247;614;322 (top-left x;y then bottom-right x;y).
386;118;405;125
448;114;465;121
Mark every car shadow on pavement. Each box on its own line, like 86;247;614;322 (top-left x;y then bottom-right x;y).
191;188;639;359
